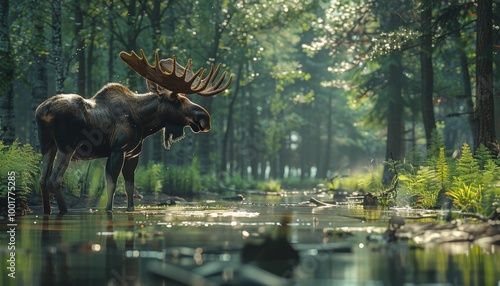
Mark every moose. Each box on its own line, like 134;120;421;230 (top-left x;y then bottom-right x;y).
35;50;232;214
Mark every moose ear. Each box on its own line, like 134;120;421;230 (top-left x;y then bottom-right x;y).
146;80;168;97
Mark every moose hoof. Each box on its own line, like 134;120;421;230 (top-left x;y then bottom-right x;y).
126;207;135;212
105;209;113;213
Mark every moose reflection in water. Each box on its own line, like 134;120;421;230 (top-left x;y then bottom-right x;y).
39;214;140;285
40;216;70;286
35;50;232;214
104;214;138;285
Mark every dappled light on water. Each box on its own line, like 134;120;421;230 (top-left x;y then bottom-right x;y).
1;194;499;285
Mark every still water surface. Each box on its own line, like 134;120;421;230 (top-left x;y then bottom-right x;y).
1;193;499;285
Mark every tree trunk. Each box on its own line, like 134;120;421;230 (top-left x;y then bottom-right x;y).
383;50;405;185
220;64;241;176
248;83;259;179
0;0;15;145
107;0;115;82
474;0;495;152
453;25;474;148
380;7;405;185
31;0;49;151
124;0;140;87
149;0;168;163
198;0;225;175
51;0;65;94
420;2;436;149
320;93;333;179
87;24;96;95
75;0;85;96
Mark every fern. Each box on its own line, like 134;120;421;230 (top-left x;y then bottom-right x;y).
447;181;483;213
455;143;479;185
435;147;450;189
0;141;41;211
427;129;444;161
474;144;493;170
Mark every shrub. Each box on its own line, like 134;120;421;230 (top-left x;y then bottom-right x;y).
134;158;203;197
163;163;202;196
0;141;41;213
447;181;483;213
389;141;499;213
63;159;106;200
447;143;499;214
258;180;281;192
135;162;163;194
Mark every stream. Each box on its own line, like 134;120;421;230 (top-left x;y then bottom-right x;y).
1;192;499;285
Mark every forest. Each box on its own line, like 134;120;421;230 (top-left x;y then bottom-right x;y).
0;0;499;206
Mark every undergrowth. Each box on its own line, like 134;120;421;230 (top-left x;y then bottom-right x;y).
378;133;500;214
0;141;41;213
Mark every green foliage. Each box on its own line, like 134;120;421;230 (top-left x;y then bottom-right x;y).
455;143;479;185
358;166;386;196
404;147;426;169
258;180;282;192
436;147;450;189
221;173;258;191
135;162;163;194
398;166;441;208
135;158;202;197
0;141;41;202
395;141;500;214
446;143;499;214
163;163;202;197
427;129;445;160
447;182;484;213
281;177;322;190
62;160;106;201
474;144;494;169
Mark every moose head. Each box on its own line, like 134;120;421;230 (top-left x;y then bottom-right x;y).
36;50;232;214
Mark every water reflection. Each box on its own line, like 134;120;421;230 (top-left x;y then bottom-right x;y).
0;196;499;285
105;213;139;285
40;216;70;286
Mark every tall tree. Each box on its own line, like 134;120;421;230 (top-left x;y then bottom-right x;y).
383;49;405;184
75;0;86;96
51;0;64;94
31;0;49;150
220;64;242;176
107;0;115;83
420;0;436;149
0;0;16;144
381;5;406;185
146;0;175;163
474;0;495;152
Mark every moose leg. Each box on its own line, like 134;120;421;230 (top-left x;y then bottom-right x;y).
48;150;74;215
122;156;139;212
105;151;125;212
40;146;57;215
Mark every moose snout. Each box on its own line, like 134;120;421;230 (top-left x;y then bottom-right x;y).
190;109;211;133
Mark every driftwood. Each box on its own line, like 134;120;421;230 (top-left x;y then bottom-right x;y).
309;197;335;206
462;208;500;222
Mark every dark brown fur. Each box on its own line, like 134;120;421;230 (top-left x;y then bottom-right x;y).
36;82;211;214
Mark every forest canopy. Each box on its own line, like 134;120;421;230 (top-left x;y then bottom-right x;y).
0;0;498;186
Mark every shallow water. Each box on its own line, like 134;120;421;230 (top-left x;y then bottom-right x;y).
1;193;499;285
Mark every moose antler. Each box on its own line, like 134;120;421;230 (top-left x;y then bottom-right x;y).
119;49;232;96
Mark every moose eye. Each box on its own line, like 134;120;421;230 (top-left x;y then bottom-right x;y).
170;96;182;107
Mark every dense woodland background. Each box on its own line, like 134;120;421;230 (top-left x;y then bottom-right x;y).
0;0;499;188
